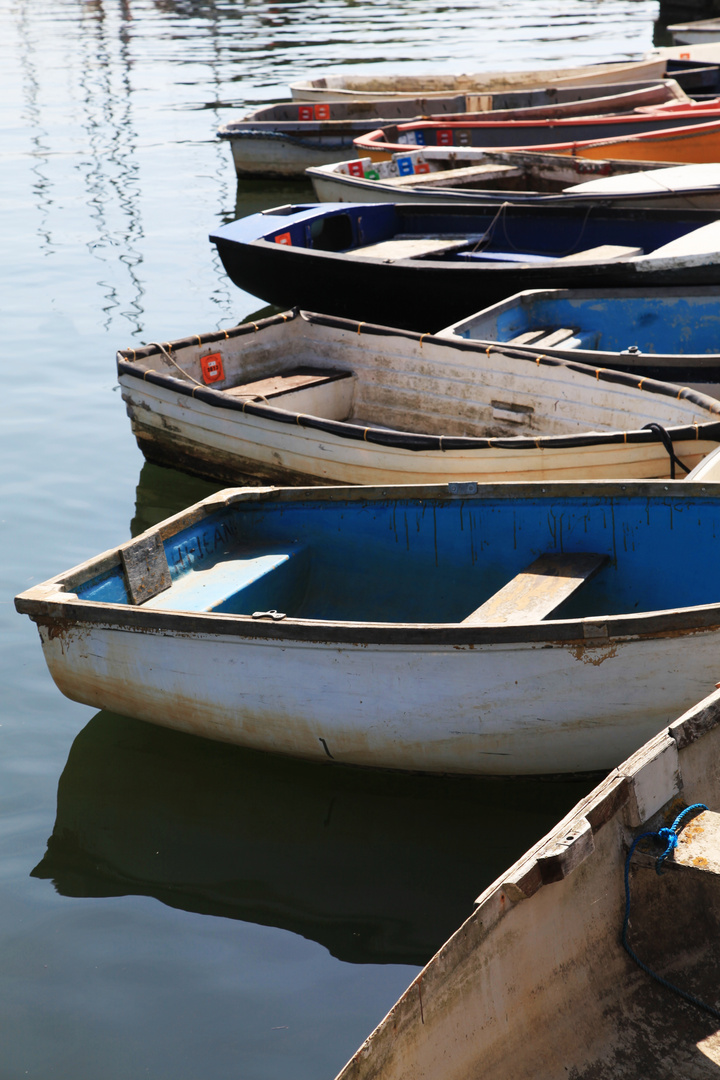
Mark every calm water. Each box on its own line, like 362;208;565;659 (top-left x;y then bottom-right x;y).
2;1;663;1077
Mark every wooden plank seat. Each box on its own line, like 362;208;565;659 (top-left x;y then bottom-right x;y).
462;551;607;626
349;236;473;261
508;328;578;348
143;545;306;614
385;163;523;188
553;244;643;263
224;367;351;402
634;809;720;877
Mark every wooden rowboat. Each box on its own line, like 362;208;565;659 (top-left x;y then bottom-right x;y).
330;686;720;1079
309;154;720;210
667;21;720;47
218;82;688;180
353;111;720;164
14;479;720;776
287;59;671;100
117;308;720;486
438;285;720;398
209;202;720;332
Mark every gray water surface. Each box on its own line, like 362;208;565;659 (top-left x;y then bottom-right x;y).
2;2;660;1077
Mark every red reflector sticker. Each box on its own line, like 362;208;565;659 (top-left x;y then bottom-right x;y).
200;352;225;384
347;160;364;177
275;232;292;245
436;128;453;146
298;106;313;121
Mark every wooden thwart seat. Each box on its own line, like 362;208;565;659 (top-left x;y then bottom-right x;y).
224;368;351;401
636;809;720;876
553;244;643;263
349;236;472;261
462;551;607;626
385;163;523;189
508;328;577;347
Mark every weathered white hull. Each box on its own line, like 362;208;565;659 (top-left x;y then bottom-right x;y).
117;311;720;487
227;133;361;179
35;616;720;776
309;160;720;210
289;60;668;100
123;376;718;484
649;41;720;62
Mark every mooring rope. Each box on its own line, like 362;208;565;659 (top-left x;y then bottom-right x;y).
622;802;720;1020
642;422;691;479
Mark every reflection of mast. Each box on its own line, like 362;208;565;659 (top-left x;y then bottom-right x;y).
202;0;239;325
15;1;54;258
77;0;145;334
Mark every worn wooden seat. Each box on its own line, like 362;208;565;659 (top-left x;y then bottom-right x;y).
224;368;351;401
554;244;643;263
634;809;720;876
462;551;607;627
349;236;472;261
385;163;523;188
508;327;578;348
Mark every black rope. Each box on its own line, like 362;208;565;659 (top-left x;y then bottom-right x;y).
642;423;691;480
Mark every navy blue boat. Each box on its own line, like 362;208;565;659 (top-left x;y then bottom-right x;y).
210;202;720;331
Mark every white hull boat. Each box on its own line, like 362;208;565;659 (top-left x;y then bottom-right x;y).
289;60;669;100
15;479;720;776
218;82;687;179
309;155;720;210
117;309;720;485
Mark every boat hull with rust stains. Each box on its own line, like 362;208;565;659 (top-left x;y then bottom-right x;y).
15;481;720;776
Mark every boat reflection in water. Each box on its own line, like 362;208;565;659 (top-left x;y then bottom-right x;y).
32;711;590;966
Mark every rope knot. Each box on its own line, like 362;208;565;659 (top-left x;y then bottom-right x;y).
655;827;678;873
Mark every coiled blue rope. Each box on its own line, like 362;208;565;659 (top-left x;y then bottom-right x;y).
622;802;720;1020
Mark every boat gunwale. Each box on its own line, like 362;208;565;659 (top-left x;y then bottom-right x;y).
15;480;720;646
441;285;720;369
331;687;720;1080
307;159;720;207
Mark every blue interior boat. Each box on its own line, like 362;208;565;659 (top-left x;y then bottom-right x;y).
15;480;720;775
439;285;720;396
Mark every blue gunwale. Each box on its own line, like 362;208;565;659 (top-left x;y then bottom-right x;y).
67;486;720;627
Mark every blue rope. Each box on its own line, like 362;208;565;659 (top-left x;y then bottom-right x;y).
622;803;720;1020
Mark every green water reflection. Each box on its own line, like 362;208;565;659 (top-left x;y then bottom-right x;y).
34;710;592;967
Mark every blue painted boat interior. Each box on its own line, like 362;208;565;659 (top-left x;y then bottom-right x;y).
74;494;720;623
487;294;720;354
211;205;710;260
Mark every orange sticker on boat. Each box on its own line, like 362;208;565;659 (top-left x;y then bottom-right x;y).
298;105;313;121
314;104;331;120
414;161;431;173
201;353;225;384
275;232;292;245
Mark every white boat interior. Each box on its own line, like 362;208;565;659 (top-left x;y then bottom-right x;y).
118;310;720;442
